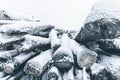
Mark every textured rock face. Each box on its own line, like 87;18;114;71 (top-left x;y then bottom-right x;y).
75;18;120;42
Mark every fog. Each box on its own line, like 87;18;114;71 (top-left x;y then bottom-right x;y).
0;0;97;30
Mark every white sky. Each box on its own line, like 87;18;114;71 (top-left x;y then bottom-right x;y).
0;0;97;30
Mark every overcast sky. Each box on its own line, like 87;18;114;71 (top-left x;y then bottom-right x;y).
0;0;97;30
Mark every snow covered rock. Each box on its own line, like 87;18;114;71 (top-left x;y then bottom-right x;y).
91;63;116;80
85;0;120;23
75;0;120;43
75;18;120;43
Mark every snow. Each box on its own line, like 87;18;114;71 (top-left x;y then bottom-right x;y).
53;34;74;63
100;55;120;80
70;39;98;69
63;72;67;80
48;66;59;76
74;69;83;80
67;67;74;80
0;75;10;80
49;29;61;52
82;67;87;80
22;34;49;44
0;10;38;21
19;34;50;52
14;52;36;64
85;0;120;23
0;72;5;79
29;50;52;67
113;37;120;48
24;49;52;75
0;50;18;60
70;39;86;55
0;33;22;44
0;21;52;34
91;63;105;75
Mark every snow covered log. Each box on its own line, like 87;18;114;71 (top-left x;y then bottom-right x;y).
99;55;120;80
70;39;98;69
82;67;91;80
18;35;50;52
0;50;18;60
91;63;116;80
0;22;54;37
75;68;91;80
52;34;74;70
47;66;60;80
97;38;120;53
49;29;61;53
0;34;23;50
7;71;23;80
0;75;10;80
0;72;7;79
75;18;120;43
74;69;83;80
24;49;52;76
3;52;36;74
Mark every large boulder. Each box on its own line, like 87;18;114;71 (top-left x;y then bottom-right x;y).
75;0;120;43
75;18;120;42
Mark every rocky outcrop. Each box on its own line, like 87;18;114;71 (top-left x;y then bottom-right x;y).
75;18;120;43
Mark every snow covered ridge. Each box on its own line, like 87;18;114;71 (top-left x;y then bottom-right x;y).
0;10;39;21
